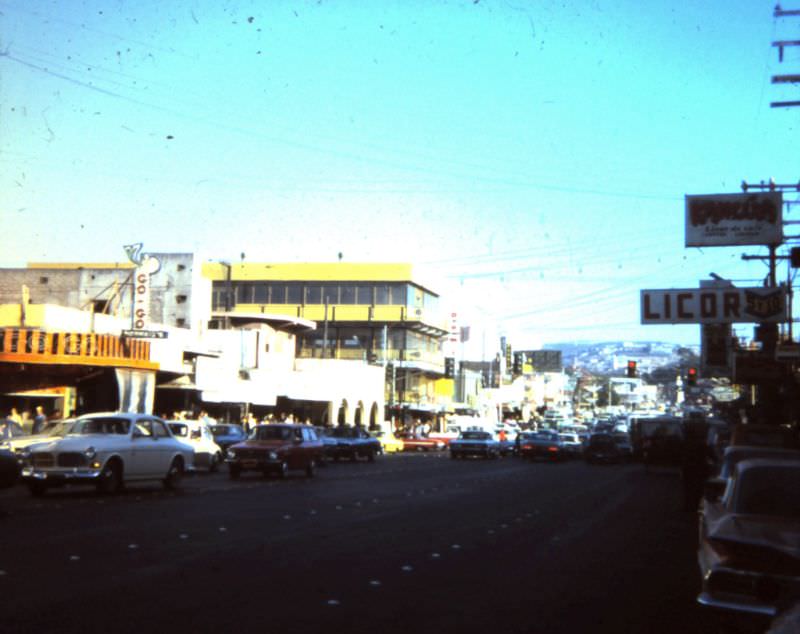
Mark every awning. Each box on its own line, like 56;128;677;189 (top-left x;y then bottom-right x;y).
157;375;199;390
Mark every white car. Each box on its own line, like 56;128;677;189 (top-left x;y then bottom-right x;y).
1;419;76;456
167;420;223;472
20;412;194;496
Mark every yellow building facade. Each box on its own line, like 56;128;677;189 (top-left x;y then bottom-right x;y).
202;262;451;416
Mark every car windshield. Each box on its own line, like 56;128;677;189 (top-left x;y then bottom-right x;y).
168;423;189;438
72;418;130;435
461;432;490;440
252;426;293;441
37;421;74;437
735;466;800;518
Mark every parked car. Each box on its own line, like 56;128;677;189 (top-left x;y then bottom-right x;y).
702;445;800;503
584;433;623;464
370;430;404;454
329;425;382;462
314;426;340;463
0;448;19;488
730;424;799;450
697;458;800;619
519;431;566;461
167;420;223;472
449;430;500;459
19;412;194;496
225;424;322;479
395;432;447;452
1;419;76;460
209;424;247;453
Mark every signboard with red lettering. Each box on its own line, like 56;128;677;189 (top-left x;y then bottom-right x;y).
685;192;782;247
641;287;788;324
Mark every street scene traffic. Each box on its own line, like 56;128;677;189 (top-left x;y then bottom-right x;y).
2;2;800;633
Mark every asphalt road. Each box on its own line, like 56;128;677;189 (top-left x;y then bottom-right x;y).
0;452;750;634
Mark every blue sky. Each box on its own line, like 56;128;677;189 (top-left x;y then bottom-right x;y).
1;1;797;349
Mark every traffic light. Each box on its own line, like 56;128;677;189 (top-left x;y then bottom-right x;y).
687;367;698;386
444;357;455;379
626;360;637;378
513;351;523;375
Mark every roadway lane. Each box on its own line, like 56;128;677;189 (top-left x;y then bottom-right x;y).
1;453;732;634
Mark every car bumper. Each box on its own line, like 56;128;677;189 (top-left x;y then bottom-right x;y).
226;457;281;471
21;466;102;482
697;592;778;618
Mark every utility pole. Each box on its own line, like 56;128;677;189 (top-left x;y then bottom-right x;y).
772;5;800;107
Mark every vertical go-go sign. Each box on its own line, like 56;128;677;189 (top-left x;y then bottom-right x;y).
133;269;151;329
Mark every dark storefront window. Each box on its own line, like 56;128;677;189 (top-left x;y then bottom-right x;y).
322;285;338;304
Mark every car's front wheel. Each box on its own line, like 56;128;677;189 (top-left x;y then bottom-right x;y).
96;460;122;495
163;458;184;490
277;460;289;479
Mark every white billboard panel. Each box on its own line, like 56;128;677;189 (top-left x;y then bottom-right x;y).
685;192;782;247
641;287;787;324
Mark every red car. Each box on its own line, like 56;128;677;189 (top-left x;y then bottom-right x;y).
396;432;447;452
225;424;322;479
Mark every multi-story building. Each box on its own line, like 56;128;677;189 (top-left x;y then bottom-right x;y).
202;262;451;420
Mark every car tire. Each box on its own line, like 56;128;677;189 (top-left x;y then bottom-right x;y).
210;452;222;473
306;459;316;478
28;481;48;497
229;465;241;480
367;450;376;463
96;460;122;495
163;458;184;490
278;460;289;479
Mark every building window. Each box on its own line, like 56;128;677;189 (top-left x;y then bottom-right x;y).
39;276;49;284
253;283;268;303
177;264;186;272
340;284;357;304
176;294;187;304
356;285;373;304
286;283;303;304
375;285;390;305
270;284;287;303
236;282;254;304
305;285;322;305
322;284;338;305
176;318;186;327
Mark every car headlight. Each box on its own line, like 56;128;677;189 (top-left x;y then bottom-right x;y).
84;446;96;460
226;449;236;459
18;448;31;460
268;451;278;460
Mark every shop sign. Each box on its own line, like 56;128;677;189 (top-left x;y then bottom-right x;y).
685;192;782;247
641;287;787;324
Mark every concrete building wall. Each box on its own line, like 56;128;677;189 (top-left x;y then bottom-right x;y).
0;268;83;308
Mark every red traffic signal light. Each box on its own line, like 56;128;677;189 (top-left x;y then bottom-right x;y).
626;360;637;377
687;367;697;386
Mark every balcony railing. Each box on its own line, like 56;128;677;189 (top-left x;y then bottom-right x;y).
0;328;158;370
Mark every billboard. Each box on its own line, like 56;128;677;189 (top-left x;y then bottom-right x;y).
685;192;782;247
641;287;788;324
